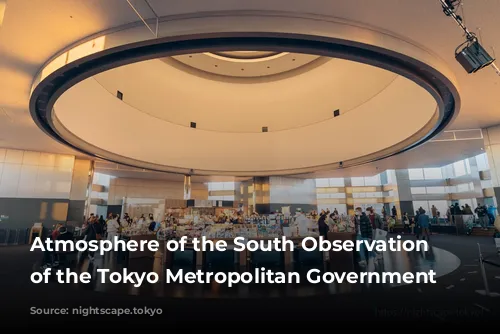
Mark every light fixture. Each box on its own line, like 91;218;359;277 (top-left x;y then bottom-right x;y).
440;0;499;75
455;40;495;74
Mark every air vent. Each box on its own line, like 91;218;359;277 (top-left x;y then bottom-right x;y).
262;126;268;133
333;109;340;117
190;122;196;128
116;91;123;100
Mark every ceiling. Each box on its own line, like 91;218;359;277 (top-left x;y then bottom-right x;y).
0;0;498;178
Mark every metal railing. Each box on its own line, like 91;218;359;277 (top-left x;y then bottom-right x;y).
0;228;31;246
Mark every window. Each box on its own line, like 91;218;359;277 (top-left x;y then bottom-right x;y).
329;178;345;187
476;153;490;171
351;177;365;186
423;168;443;180
208;195;235;201
315;179;329;187
386;170;395;184
481;180;493;189
465;159;471;174
426;186;446;194
411;187;427;194
453;161;466;177
413;201;430;214
364;175;381;186
409;169;424;180
207;182;235;191
446;185;457;193
456;183;470;193
315;178;345;187
428;200;449;217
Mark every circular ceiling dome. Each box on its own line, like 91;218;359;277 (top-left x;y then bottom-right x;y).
29;12;459;176
167;51;322;78
210;51;281;59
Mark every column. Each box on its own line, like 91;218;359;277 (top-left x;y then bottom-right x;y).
344;178;354;215
483;125;500;205
67;158;93;223
394;169;414;217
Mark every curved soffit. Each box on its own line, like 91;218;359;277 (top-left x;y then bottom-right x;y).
29;13;460;176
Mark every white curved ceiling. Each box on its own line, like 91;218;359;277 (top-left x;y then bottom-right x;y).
93;57;397;133
0;0;496;174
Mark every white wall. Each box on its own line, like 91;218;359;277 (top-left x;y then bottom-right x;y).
0;148;75;199
108;178;209;205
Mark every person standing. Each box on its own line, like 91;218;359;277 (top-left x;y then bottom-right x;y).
296;210;310;236
79;216;103;264
475;204;489;230
106;214;121;241
402;212;410;233
418;209;431;241
391;205;397;219
317;212;329;238
355;207;373;267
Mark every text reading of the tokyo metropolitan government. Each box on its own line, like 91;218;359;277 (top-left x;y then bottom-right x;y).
30;236;436;287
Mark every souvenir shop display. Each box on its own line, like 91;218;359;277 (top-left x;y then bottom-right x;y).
257;224;283;238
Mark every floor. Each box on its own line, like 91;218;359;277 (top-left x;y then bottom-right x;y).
1;234;499;324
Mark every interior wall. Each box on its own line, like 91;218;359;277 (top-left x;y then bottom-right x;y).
107;178;208;205
0;148;90;229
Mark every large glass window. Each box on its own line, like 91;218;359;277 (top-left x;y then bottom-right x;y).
481;180;493;189
476;153;490;171
317;204;348;215
465;159;471;174
329;178;345;186
410;187;427;194
413;201;430;214
208;182;235;191
426;186;446;194
364;175;381;186
317;193;346;199
409;169;424;180
453;160;467;177
315;178;345;187
456;183;470;193
208;195;235;201
423;168;443;180
315;178;329;187
351;177;365;186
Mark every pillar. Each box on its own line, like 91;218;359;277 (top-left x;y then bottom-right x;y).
483;126;500;206
67;158;93;223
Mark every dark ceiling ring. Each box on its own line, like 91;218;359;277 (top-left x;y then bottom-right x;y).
29;32;459;175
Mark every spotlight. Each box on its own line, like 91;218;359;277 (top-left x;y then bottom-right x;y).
440;0;499;75
455;40;495;74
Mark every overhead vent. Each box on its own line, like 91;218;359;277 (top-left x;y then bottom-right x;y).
333;109;340;117
190;122;196;128
116;90;123;100
262;126;268;133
